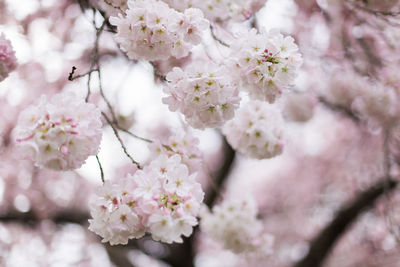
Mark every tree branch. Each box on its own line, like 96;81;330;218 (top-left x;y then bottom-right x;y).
204;136;235;207
0;209;89;226
318;96;360;123
105;244;137;267
294;178;398;267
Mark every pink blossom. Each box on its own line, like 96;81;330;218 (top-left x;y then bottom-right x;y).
0;33;17;82
13;91;102;170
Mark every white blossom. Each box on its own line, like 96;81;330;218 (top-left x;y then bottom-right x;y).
89;154;204;245
163;0;267;22
231;29;302;103
148;131;203;175
14;92;102;170
163;62;240;129
200;196;274;255
223;100;285;159
88;181;145;245
109;0;208;61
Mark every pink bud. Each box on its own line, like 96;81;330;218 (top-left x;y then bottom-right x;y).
60;144;68;155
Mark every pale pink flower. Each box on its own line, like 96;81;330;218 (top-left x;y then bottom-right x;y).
148;131;204;175
223;100;285;159
163;0;267;22
200;196;273;255
110;0;208;61
14;91;102;170
89;154;204;245
163;62;240;129
230;29;302;103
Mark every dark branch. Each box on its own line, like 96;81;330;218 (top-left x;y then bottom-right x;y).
105;244;137;267
68;66;77;81
318;97;360;123
294;178;398;267
0;209;89;226
204;136;235;207
102;112;143;169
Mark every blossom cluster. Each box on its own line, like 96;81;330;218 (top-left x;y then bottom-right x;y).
0;33;17;82
14;92;102;170
200;196;274;255
231;29;302;103
223;101;285;159
110;0;209;61
163;0;267;22
148;131;203;175
163;63;240;129
89;154;204;245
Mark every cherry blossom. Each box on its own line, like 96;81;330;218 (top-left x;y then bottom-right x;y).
223;100;285;159
163;0;267;22
109;0;208;61
163;62;240;129
148;130;204;175
0;33;17;82
200;196;274;255
89;154;204;244
13;91;102;170
230;29;302;103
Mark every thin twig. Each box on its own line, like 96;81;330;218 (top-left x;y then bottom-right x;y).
318;96;360;123
117;127;153;143
68;66;77;81
97;68;118;122
102;112;142;169
68;67;99;81
96;155;105;183
210;25;230;48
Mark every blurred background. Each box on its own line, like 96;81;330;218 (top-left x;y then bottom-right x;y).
1;0;400;266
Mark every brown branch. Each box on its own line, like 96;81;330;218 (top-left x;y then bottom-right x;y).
347;1;400;17
102;112;143;169
318;96;360;123
0;209;89;226
204;135;235;207
105;244;137;267
294;178;398;267
68;67;99;81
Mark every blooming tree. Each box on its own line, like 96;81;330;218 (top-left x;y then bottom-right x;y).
1;0;400;266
